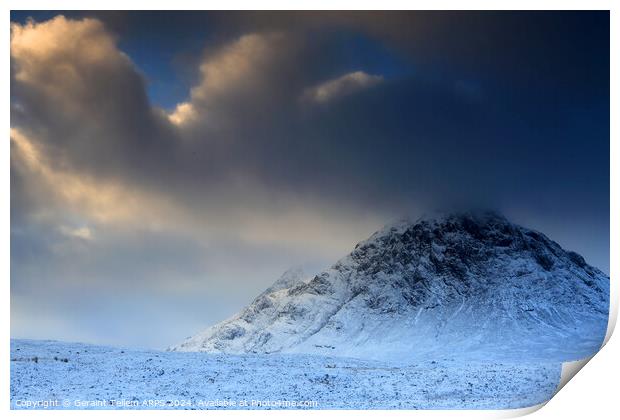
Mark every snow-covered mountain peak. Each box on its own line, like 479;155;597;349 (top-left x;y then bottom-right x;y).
359;210;509;247
171;211;609;363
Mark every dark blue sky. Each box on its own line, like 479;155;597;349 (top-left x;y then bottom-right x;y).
10;11;609;348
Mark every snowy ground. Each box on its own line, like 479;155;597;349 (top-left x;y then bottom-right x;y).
11;339;562;410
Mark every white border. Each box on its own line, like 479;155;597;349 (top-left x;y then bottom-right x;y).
3;1;617;418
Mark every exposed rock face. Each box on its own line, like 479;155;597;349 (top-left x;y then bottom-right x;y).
171;211;609;363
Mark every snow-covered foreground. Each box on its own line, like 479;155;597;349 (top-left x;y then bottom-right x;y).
11;339;562;410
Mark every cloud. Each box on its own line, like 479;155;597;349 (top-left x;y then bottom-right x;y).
59;226;93;241
11;124;385;258
167;102;197;126
10;16;603;255
11;15;607;261
302;71;383;104
11;15;176;182
10;127;179;229
11;15;145;127
11;16;120;91
168;32;298;128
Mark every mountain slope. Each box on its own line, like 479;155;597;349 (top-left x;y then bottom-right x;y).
171;211;609;362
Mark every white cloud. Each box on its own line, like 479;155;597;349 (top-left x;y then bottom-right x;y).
302;71;384;104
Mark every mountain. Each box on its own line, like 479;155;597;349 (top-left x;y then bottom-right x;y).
170;211;609;363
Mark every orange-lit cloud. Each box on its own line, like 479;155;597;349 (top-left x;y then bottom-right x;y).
11;125;384;257
10;127;178;228
10;16;393;258
168;32;296;128
11;16;137;115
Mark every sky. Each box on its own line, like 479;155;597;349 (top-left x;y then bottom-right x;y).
10;11;609;349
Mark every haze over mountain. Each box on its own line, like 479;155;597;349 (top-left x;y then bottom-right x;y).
172;211;609;363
